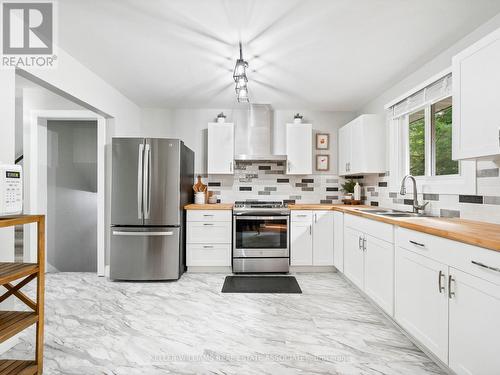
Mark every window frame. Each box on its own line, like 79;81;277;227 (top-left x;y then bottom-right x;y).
404;97;459;179
390;110;475;195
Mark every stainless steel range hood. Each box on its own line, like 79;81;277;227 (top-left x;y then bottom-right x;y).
234;104;287;161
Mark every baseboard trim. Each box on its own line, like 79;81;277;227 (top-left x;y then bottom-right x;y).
187;266;232;273
290;266;336;273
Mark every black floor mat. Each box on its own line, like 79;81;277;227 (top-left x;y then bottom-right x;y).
221;276;302;294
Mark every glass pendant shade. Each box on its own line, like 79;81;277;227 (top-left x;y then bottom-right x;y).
236;75;247;89
236;87;249;102
233;59;248;81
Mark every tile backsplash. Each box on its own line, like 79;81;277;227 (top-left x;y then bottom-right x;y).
205;161;342;204
359;160;500;224
202;159;500;224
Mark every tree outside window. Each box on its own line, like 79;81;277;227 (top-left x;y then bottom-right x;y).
407;96;458;177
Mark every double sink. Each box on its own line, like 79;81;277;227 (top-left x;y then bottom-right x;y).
355;208;432;218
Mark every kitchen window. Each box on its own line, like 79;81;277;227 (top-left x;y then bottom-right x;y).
407;96;458;177
385;69;476;194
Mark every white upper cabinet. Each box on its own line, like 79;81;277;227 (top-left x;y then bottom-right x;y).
338;114;385;176
286;123;312;175
207;123;234;174
453;27;500;159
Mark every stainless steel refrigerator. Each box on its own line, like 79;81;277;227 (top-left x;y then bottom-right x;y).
110;138;194;280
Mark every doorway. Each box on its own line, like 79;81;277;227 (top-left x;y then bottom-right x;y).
46;120;98;272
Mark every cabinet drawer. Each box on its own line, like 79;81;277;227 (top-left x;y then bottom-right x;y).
396;227;500;286
187;210;232;222
344;214;393;243
291;211;313;222
187;222;231;243
187;244;231;266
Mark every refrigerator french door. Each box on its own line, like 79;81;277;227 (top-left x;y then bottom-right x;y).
111;138;187;280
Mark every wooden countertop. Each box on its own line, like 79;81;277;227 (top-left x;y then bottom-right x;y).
289;204;500;252
184;203;233;210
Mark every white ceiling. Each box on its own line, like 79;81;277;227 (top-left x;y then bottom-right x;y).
57;0;500;110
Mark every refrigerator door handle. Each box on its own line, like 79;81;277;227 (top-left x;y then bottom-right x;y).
143;143;151;219
113;230;174;236
137;143;144;219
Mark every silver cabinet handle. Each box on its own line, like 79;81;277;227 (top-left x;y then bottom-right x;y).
362;237;367;251
314;213;317;223
448;275;455;299
409;240;425;248
203;245;214;248
230;161;233;172
203;223;214;226
203;214;214;217
113;231;173;236
288;162;291;172
358;236;363;250
137;143;144;219
296;214;308;217
309;225;312;235
471;260;500;273
438;270;445;293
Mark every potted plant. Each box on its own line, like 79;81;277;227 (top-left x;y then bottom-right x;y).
341;179;356;200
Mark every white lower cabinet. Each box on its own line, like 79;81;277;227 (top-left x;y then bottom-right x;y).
343;215;394;315
448;268;500;375
333;211;344;272
343;226;364;289
364;235;394;315
291;210;334;266
312;211;334;265
290;220;313;265
186;210;232;268
395;247;449;363
187;244;231;266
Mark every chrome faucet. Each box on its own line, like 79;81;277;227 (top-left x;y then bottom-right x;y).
400;175;429;214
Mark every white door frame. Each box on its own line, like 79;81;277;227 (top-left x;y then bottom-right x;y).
25;110;106;276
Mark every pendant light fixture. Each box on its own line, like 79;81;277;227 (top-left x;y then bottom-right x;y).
233;42;249;102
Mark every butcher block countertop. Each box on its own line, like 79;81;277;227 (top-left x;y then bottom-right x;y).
289;204;500;252
184;203;233;210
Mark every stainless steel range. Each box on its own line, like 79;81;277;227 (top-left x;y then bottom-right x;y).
233;201;290;273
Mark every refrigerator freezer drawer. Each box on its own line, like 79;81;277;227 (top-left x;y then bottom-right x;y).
110;227;181;280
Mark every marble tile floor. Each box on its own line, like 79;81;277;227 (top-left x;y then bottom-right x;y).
2;272;445;375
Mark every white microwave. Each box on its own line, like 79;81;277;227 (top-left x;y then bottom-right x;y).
0;164;23;216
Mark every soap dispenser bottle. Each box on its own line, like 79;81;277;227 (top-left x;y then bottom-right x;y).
353;182;361;201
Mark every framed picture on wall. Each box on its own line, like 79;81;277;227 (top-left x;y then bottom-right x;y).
316;155;330;171
316;133;329;150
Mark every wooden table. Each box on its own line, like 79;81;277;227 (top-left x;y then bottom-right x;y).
0;215;45;374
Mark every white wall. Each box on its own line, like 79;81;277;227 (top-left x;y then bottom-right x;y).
360;12;500;115
1;44;141;266
140;107;356;176
0;71;16;262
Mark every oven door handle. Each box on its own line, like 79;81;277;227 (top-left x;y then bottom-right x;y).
234;215;289;220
